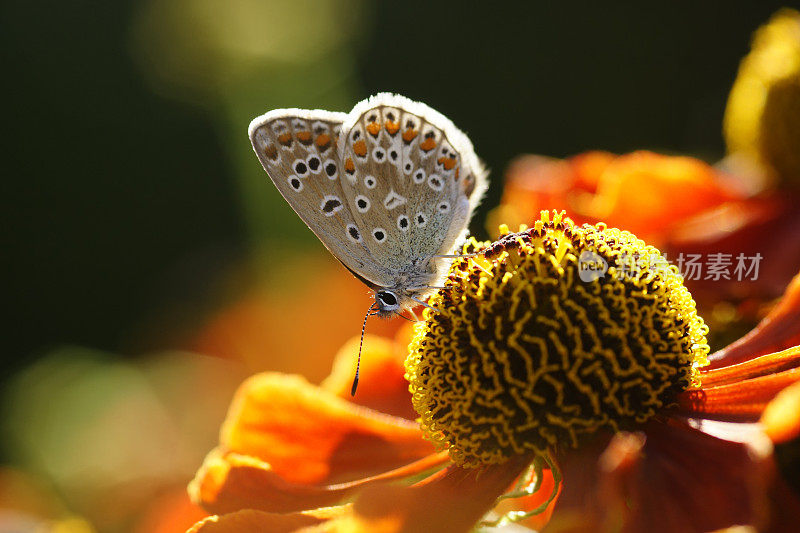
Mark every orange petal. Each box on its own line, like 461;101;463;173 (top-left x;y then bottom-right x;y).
221;373;435;485
710;268;800;369
569;151;616;190
321;331;416;420
678;366;800;420
135;489;208;533
761;380;800;444
588;151;737;242
699;345;800;387
549;420;772;532
189;448;449;515
665;195;800;310
187;506;350;533
486;155;596;236
341;454;533;533
629;419;771;531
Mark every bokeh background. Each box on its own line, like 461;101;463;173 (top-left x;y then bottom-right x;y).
2;2;797;531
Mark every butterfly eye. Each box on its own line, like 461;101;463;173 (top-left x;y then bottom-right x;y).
364;176;377;189
413;170;426;184
378;291;398;307
293;159;309;176
404;162;413;175
372;148;385;162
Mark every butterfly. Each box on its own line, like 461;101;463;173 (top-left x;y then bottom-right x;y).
248;93;488;393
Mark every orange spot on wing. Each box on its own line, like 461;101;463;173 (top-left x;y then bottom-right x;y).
385;120;400;135
315;134;331;148
277;133;293;146
438;157;457;170
345;158;355;173
464;174;475;197
353;139;368;157
366;122;381;136
264;144;278;160
402;129;418;143
420;138;437;152
296;131;312;144
454;167;460;180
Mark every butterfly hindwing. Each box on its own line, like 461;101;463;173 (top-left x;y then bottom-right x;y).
338;94;488;275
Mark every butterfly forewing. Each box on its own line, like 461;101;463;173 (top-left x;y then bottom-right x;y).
248;109;392;286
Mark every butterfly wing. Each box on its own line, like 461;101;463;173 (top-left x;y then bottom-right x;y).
248;108;394;287
338;94;488;274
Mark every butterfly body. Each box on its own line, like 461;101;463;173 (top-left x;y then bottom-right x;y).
249;93;488;317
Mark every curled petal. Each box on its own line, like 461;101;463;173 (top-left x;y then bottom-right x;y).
187;506;350;533
189;448;450;515
761;380;800;444
221;373;435;485
710;270;800;368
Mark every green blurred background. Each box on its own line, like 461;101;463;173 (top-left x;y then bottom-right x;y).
1;1;795;531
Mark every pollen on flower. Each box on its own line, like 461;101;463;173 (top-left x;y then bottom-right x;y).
405;211;710;467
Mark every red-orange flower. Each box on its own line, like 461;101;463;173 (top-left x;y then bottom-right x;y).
488;150;800;311
187;213;800;533
487;10;800;311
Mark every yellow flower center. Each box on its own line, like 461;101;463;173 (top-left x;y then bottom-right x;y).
405;211;710;467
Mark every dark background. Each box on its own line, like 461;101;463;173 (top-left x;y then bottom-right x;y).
2;2;789;388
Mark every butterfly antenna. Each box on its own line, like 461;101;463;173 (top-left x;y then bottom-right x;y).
431;253;478;259
352;301;377;396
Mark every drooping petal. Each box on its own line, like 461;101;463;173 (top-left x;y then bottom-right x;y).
189;448;449;515
220;373;436;485
339;454;533;533
710;270;800;368
321;329;416;420
186;505;350;533
628;419;771;532
760;380;800;444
